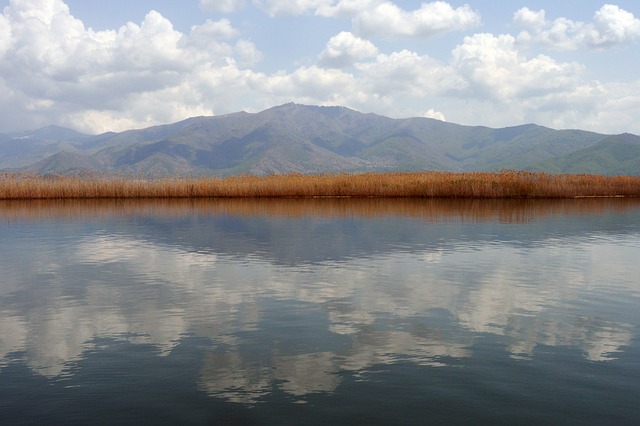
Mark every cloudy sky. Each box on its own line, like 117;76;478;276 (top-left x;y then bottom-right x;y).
1;0;640;134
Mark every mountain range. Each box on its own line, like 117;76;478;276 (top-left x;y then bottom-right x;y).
1;103;639;176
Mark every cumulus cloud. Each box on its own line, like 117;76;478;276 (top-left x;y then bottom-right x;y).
446;32;622;131
233;39;265;66
452;33;584;101
1;0;640;136
318;31;378;68
256;0;481;39
591;4;640;47
356;49;463;98
315;0;381;18
513;7;546;30
250;65;359;104
353;1;481;38
189;18;240;41
515;4;640;50
199;0;246;13
0;0;263;132
424;108;446;121
254;0;332;17
0;14;10;57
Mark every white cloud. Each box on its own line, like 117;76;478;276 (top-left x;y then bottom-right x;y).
440;32;640;132
5;0;70;25
255;65;358;102
318;31;378;68
189;19;240;41
452;33;584;101
514;5;640;51
0;0;639;135
591;4;640;47
200;0;246;13
114;11;184;70
0;0;263;132
424;108;446;121
256;0;481;39
315;0;381;18
254;0;332;17
233;39;264;66
353;1;481;38
0;13;12;58
357;49;462;98
513;7;546;31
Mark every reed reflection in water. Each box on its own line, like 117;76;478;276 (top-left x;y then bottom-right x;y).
2;196;638;222
1;198;639;423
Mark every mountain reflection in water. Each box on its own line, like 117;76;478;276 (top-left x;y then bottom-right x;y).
1;198;639;409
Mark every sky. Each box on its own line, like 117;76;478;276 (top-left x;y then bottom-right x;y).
1;0;640;135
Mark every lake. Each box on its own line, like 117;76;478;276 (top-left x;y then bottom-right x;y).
1;198;639;425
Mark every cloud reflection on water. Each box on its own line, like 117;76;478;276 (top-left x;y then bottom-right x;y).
0;198;639;402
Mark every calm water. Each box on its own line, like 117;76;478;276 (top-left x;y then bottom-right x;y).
1;198;639;425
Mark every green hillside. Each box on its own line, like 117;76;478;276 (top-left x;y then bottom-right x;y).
533;133;640;175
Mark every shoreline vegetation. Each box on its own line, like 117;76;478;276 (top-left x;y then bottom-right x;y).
1;171;639;200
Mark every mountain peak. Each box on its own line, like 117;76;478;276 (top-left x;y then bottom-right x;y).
1;104;636;176
266;102;356;113
15;125;89;141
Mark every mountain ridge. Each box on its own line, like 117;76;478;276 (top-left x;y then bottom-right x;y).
0;103;637;176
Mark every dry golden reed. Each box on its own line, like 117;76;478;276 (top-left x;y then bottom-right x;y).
0;171;639;200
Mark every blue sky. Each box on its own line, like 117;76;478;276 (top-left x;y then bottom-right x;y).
1;0;640;134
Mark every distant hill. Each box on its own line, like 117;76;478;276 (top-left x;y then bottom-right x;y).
533;133;640;175
0;103;637;175
0;125;94;169
20;151;107;175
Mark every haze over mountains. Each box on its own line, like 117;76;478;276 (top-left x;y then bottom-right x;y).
1;103;639;176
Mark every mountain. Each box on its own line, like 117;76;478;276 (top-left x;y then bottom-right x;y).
0;103;637;175
533;133;640;175
0;125;94;169
20;151;107;175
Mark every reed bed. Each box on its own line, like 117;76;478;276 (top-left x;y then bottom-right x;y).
0;171;639;200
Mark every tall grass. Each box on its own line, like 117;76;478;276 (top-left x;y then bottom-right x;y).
0;171;639;199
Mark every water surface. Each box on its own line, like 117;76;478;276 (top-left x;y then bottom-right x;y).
1;198;639;425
